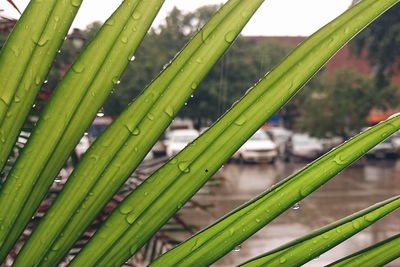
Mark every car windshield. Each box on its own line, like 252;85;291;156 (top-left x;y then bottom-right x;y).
292;135;320;145
250;131;270;141
173;135;197;143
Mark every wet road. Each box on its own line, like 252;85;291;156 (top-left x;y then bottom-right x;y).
181;159;400;266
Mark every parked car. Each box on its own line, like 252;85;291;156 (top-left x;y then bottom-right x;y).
390;131;400;152
284;133;324;161
265;127;292;156
165;129;199;157
320;136;344;152
232;130;278;163
366;135;398;159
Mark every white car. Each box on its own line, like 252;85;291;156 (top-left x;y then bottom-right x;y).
265;127;292;156
233;130;278;163
285;133;324;161
165;129;199;157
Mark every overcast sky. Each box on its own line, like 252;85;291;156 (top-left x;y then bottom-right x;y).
1;0;353;36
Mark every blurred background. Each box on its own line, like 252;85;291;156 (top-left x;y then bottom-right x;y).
1;0;400;266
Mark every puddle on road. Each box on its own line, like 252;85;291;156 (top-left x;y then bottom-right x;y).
180;159;400;267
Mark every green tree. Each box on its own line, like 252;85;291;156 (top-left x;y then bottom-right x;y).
352;2;400;86
103;5;294;128
296;69;399;138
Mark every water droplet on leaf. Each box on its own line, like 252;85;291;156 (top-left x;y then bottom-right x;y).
71;0;81;7
132;11;142;20
225;30;236;43
178;161;190;173
233;245;241;252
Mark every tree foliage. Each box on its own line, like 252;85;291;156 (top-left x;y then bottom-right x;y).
296;69;399;137
352;2;400;85
100;6;294;127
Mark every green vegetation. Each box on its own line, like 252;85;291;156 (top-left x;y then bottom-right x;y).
239;196;400;266
0;0;399;266
327;233;400;267
297;69;399;138
0;0;165;261
352;2;400;86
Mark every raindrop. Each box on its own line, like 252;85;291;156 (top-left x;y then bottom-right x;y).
132;11;142;20
105;19;115;26
121;36;128;44
57;50;61;53
33;36;49;47
279;257;287;264
292;202;300;210
112;77;121;85
147;113;155;121
132;127;140;136
184;102;188;106
164;107;174;118
11;46;20;56
84;132;88;136
97;112;105;117
364;213;378;222
126;214;136;224
229;228;235;236
72;62;85;73
333;154;346;165
129;54;136;62
35;76;41;85
44;80;48;84
190;94;194;98
191;82;198;90
234;115;247;126
70;0;81;7
352;220;361;229
178;161;190;173
233;245;241;252
225;30;236;43
120;205;134;215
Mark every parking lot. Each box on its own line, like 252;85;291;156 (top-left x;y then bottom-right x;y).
180;159;400;266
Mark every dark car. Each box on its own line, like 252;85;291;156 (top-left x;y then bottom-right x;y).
366;136;398;159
